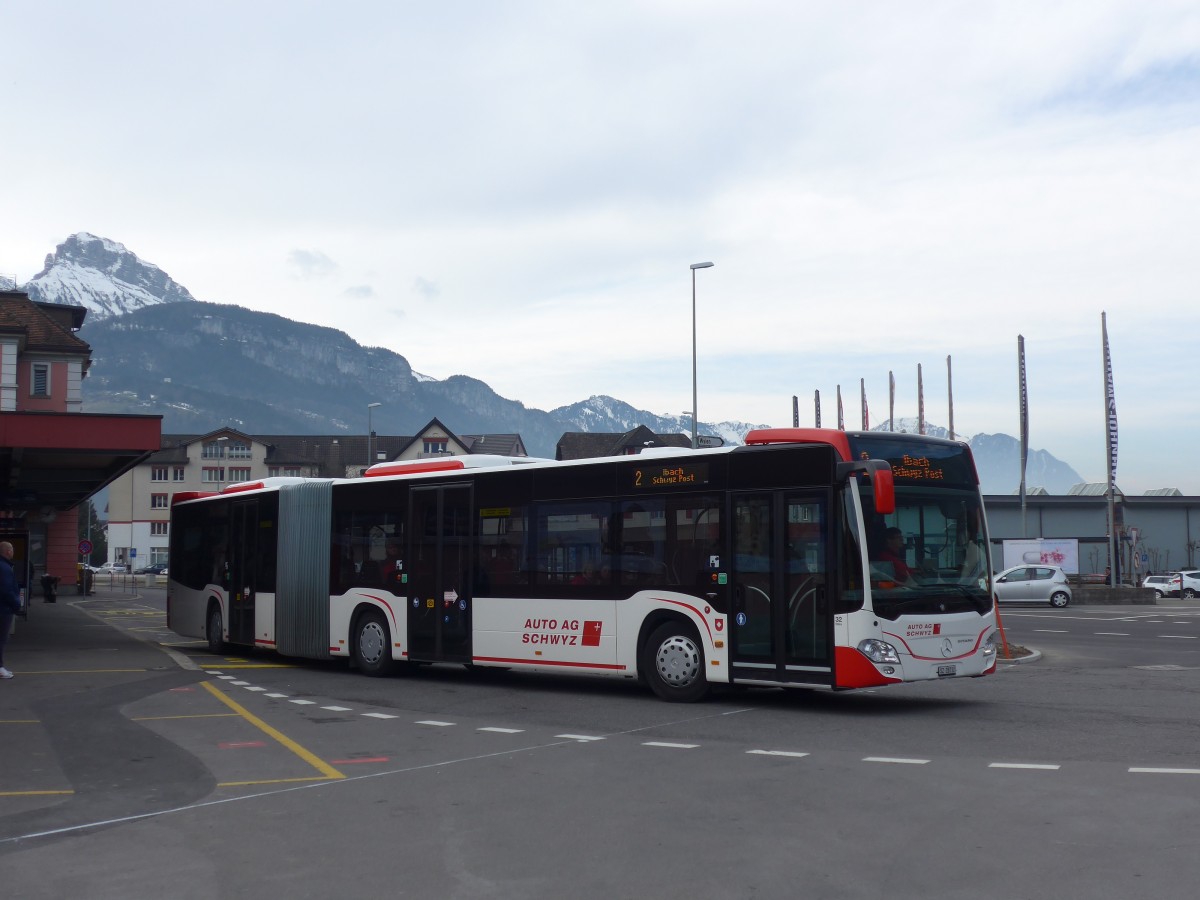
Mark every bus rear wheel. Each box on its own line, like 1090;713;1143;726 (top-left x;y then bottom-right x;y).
642;621;709;703
206;604;225;654
353;609;396;677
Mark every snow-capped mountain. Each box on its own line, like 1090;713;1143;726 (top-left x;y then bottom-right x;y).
20;232;196;319
551;395;766;447
872;418;1083;494
14;232;1087;490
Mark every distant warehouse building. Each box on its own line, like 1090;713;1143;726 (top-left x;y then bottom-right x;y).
984;485;1200;580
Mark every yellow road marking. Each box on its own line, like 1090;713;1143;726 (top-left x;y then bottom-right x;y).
0;790;75;797
131;713;240;721
196;664;296;670
200;682;343;781
15;669;148;675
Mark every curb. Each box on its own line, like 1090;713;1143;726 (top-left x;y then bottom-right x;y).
1000;647;1041;665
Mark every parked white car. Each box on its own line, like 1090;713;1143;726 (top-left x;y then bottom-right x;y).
92;562;128;575
1143;574;1180;598
1176;570;1200;599
993;565;1072;608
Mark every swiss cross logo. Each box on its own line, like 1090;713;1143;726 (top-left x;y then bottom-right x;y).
581;620;602;647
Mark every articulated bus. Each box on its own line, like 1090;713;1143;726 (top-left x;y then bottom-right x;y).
167;429;998;702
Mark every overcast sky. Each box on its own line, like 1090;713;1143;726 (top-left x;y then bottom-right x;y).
3;1;1199;492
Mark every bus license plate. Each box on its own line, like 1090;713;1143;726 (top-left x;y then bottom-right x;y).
936;664;957;677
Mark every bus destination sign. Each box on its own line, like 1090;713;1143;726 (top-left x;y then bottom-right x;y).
630;462;709;490
891;454;945;482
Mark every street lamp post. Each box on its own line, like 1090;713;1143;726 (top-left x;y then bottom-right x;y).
689;261;714;449
366;402;382;473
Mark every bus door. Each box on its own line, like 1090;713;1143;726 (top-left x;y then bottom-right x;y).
730;492;832;686
228;498;258;646
407;484;473;663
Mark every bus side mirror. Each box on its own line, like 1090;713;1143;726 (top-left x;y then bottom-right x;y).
835;459;895;515
872;466;895;515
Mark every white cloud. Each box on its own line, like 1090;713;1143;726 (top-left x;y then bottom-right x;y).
2;0;1199;491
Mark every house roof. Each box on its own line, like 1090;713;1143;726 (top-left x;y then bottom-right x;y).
0;290;90;357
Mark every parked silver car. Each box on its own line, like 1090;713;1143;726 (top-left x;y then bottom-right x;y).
994;565;1072;608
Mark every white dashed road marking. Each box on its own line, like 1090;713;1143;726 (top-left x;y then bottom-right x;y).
989;763;1060;770
748;750;809;758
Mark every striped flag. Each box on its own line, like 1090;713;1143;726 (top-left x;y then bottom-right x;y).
1103;313;1118;483
860;378;869;430
836;385;844;430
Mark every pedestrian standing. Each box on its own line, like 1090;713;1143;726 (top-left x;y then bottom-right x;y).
0;540;20;679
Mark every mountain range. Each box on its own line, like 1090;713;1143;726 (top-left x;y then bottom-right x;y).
16;232;1085;493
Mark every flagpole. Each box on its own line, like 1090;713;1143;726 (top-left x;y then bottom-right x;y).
917;364;925;435
792;395;799;428
1018;336;1028;538
836;385;844;430
1103;312;1118;587
888;371;895;432
947;355;955;441
814;389;821;428
860;378;868;430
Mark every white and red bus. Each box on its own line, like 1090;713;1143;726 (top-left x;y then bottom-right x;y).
167;428;998;702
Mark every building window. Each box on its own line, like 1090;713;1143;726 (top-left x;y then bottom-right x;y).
228;467;251;482
201;441;227;459
151;466;168;481
423;439;449;455
283;467;302;477
268;466;280;477
202;468;224;483
150;493;169;509
227;441;252;459
150;548;169;566
150;521;169;536
173;467;186;481
30;362;50;397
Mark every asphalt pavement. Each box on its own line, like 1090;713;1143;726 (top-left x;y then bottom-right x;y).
0;581;208;830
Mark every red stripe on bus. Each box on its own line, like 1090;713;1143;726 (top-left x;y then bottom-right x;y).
365;458;466;478
881;626;991;661
472;656;627;670
221;481;265;494
833;646;903;688
656;597;715;642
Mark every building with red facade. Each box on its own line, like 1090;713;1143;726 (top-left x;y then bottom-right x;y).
0;289;160;601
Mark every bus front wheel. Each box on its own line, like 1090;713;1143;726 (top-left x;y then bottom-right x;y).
354;609;396;677
641;621;709;703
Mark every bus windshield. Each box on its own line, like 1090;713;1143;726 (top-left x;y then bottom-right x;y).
858;480;992;620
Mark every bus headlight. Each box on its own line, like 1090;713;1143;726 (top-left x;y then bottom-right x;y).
982;633;998;658
857;639;900;664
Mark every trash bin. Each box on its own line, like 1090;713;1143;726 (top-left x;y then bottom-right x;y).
41;574;59;604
